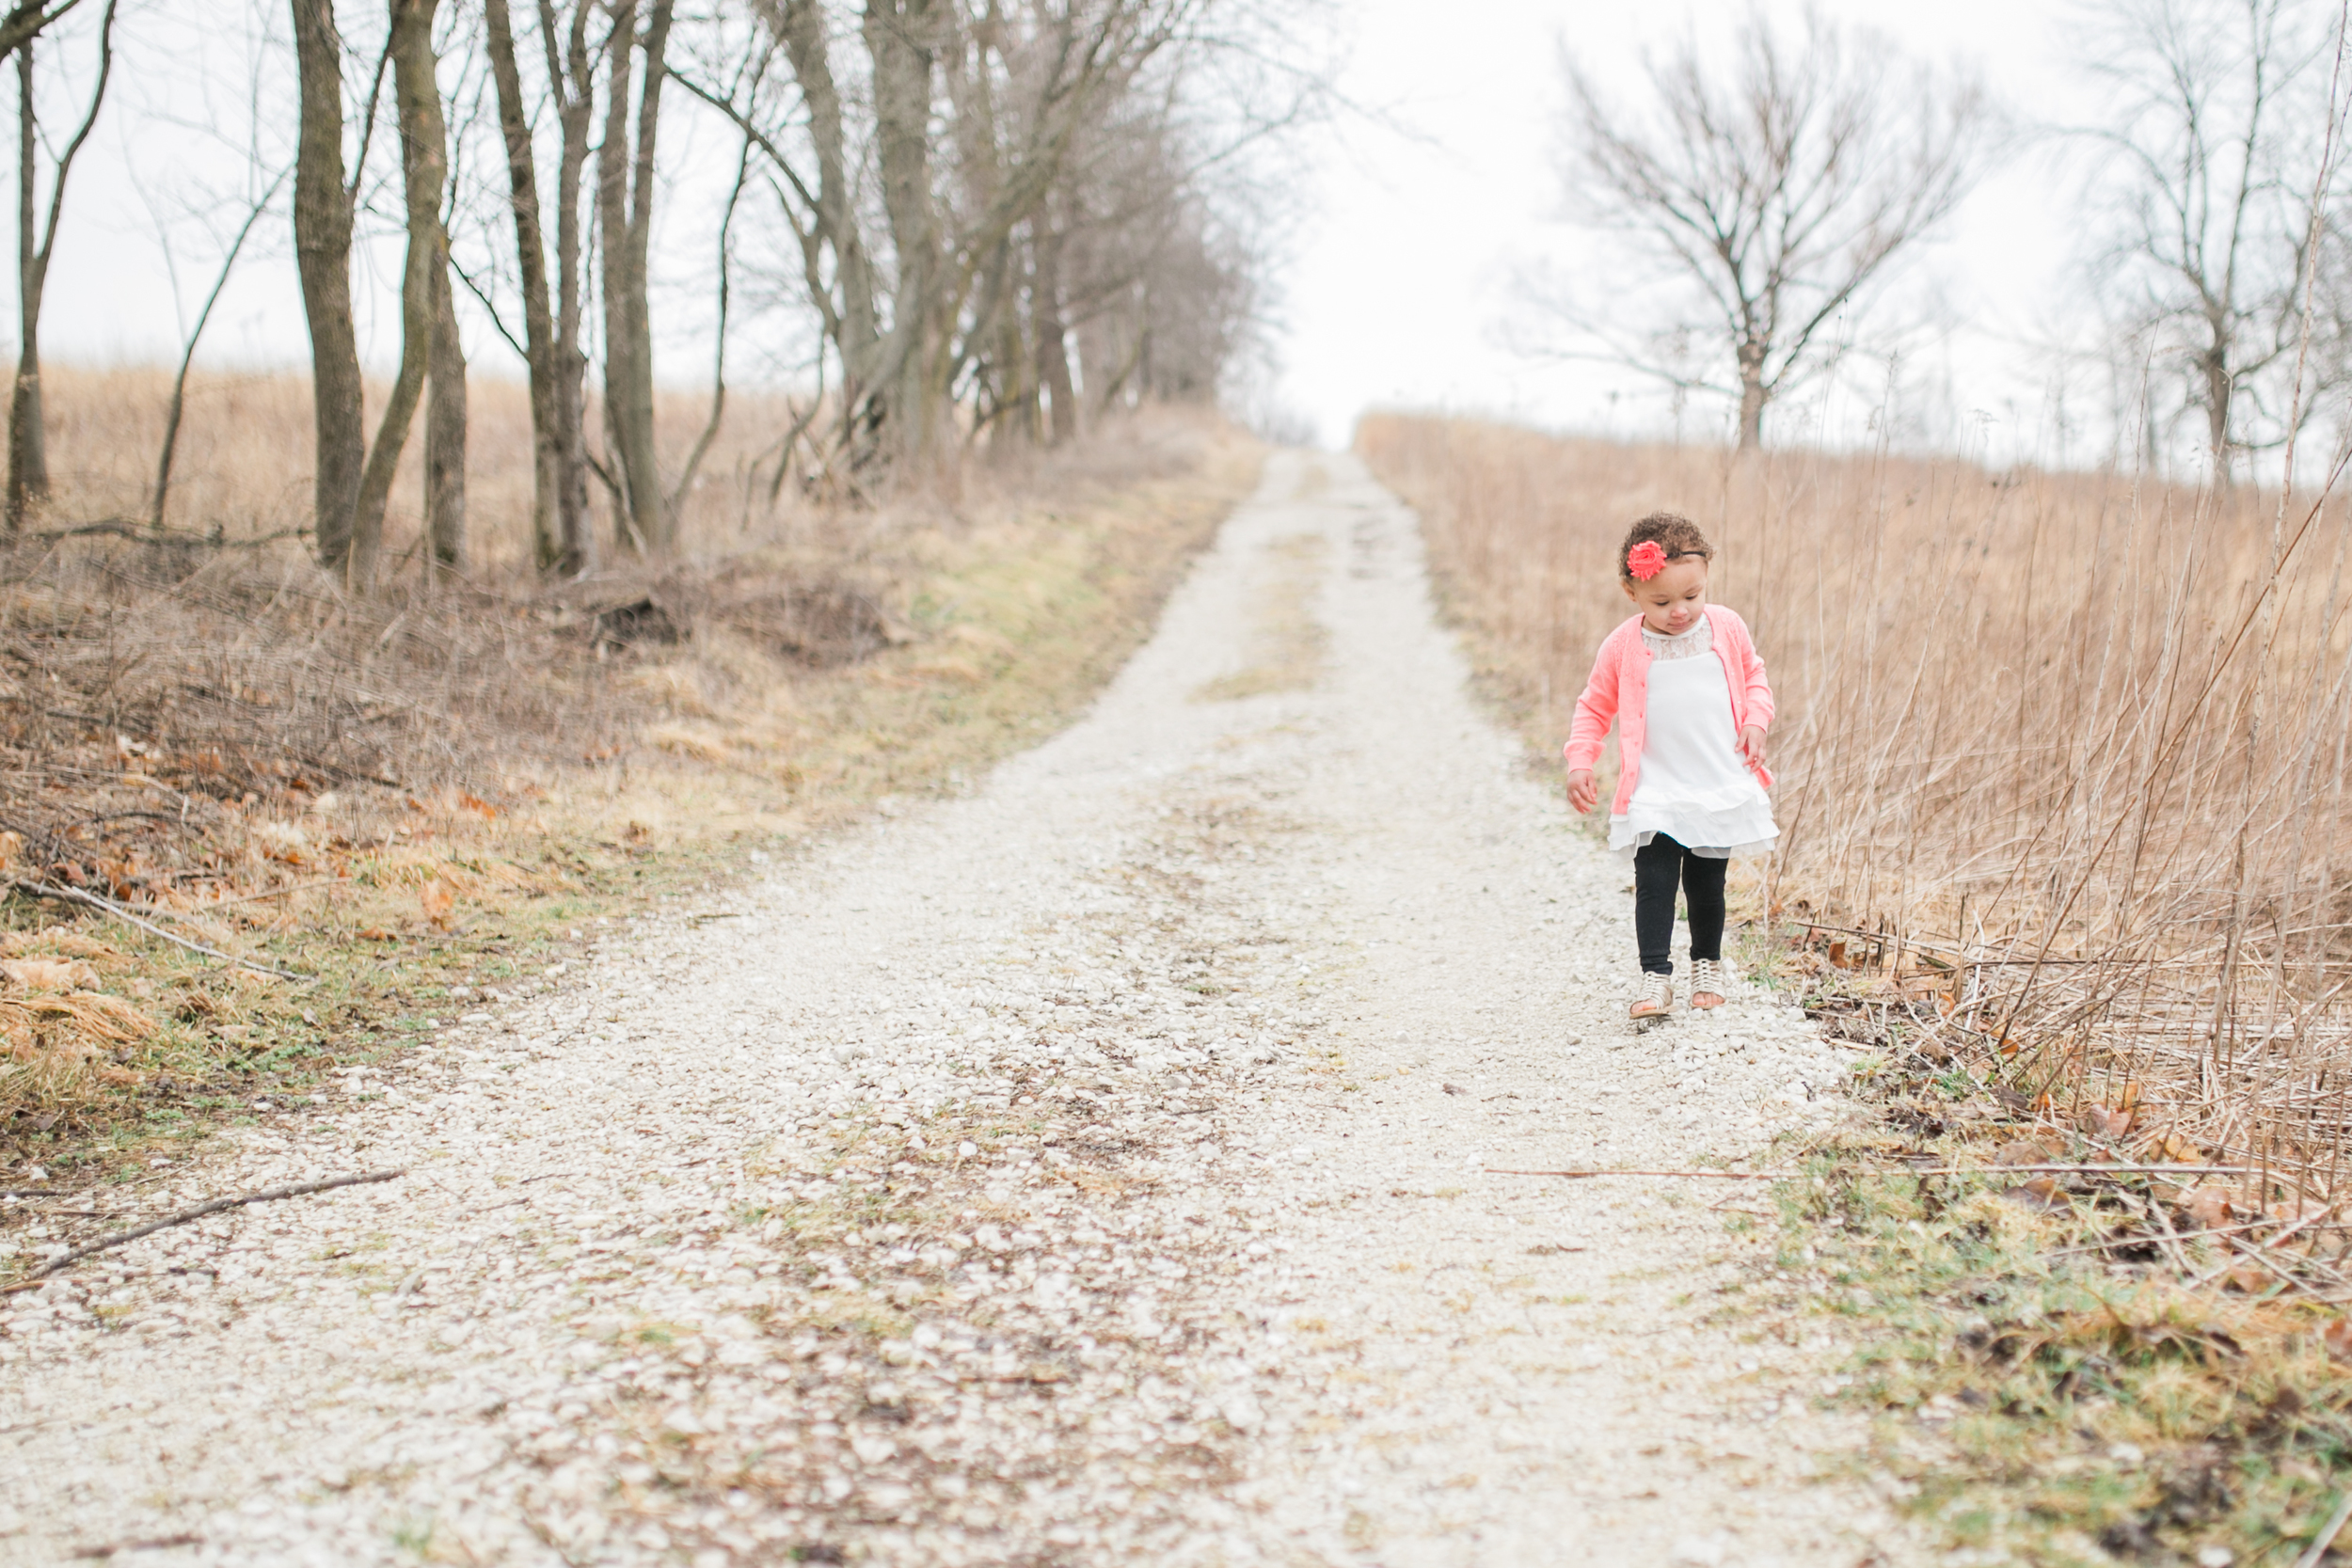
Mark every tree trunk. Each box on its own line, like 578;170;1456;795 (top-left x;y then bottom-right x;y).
424;261;467;577
2201;319;2233;486
414;0;466;580
596;0;673;554
347;0;448;592
7;4;116;532
547;0;596;573
485;0;558;572
1736;341;1767;450
866;0;947;473
290;0;366;571
8;41;45;531
770;0;882;463
477;0;588;576
1034;219;1077;445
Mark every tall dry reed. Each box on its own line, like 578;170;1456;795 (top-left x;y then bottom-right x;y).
1359;413;2352;1194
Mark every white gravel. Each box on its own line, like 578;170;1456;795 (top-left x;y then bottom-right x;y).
0;451;1924;1565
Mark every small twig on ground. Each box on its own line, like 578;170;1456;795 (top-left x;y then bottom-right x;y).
1486;1166;1786;1180
2042;1214;2280;1261
2217;1227;2352;1297
67;1533;205;1560
6;877;310;980
2296;1491;2352;1568
5;1168;404;1289
1484;1163;2270;1181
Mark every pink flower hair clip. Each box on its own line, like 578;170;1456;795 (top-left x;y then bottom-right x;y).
1627;541;1669;580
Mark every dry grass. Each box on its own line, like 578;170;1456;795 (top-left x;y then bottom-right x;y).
1358;413;2352;1202
0;369;1260;1162
1359;411;2352;1557
36;364;806;563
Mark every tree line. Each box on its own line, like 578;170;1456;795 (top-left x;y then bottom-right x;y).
0;0;1310;585
1529;0;2352;479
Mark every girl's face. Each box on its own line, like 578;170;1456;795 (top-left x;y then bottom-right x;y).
1622;557;1708;635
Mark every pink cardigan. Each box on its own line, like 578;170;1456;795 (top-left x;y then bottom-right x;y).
1564;604;1775;816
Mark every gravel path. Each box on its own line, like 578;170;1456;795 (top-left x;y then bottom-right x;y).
1;452;1922;1566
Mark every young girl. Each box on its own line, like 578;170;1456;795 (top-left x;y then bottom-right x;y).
1563;514;1777;1019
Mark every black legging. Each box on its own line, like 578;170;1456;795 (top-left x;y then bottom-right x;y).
1634;832;1726;976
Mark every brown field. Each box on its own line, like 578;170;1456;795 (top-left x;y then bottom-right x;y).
35;362;813;564
0;367;1258;1157
1359;412;2352;1196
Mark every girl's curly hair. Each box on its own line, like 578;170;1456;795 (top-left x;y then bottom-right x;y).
1617;512;1713;582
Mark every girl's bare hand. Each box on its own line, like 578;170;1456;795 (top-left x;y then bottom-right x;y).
1565;769;1598;815
1740;725;1768;768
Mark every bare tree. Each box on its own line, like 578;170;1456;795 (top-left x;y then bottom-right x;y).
1059;104;1265;417
2074;0;2342;483
7;0;116;531
482;0;596;576
288;0;379;576
700;0;1201;479
1530;6;1989;449
150;165;289;533
597;0;672;554
339;0;461;589
666;127;750;516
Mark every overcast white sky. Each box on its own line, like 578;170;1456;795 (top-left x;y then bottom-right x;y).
1274;0;2099;454
34;0;2110;462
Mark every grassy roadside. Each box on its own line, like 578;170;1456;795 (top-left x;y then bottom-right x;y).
0;418;1263;1214
1714;936;2352;1567
1360;432;2352;1566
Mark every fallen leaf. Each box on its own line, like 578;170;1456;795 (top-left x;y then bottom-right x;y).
2182;1187;2238;1231
1;958;100;991
2001;1178;2068;1212
1993;1136;2064;1166
2084;1104;2135;1139
2221;1262;2273;1294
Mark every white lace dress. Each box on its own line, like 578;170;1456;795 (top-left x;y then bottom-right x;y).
1608;615;1779;861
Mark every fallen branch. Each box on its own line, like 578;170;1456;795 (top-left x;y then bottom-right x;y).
2296;1490;2352;1568
6;1168;404;1288
1484;1163;2269;1181
7;877;310;981
68;1533;205;1561
26;517;307;549
1485;1166;1787;1180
